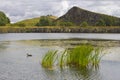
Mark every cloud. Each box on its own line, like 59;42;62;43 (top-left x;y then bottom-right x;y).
0;0;119;23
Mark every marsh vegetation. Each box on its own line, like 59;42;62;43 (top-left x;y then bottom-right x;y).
41;45;104;69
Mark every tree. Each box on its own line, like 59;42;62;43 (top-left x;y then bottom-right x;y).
96;19;106;26
80;21;88;27
0;11;10;26
103;16;114;26
36;16;53;26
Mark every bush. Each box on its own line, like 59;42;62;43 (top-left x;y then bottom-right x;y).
96;19;106;26
0;11;10;26
36;16;54;26
80;21;88;27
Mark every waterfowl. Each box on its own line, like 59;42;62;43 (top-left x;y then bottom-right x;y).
27;53;32;57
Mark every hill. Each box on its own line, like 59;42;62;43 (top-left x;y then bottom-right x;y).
12;15;57;27
0;11;10;26
57;6;120;26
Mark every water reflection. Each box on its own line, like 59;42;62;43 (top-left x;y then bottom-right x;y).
0;42;10;50
0;40;120;80
42;66;102;80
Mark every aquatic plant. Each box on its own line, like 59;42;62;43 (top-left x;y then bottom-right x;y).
41;50;58;68
66;45;94;67
41;45;104;69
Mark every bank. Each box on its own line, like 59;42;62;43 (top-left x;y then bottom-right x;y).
0;26;120;33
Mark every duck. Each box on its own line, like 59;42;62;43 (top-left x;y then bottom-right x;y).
27;53;32;57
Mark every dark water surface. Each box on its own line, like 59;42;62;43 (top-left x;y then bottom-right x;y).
0;33;120;80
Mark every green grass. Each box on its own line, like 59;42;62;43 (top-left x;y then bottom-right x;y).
41;50;58;68
11;16;57;27
66;45;94;67
41;45;104;69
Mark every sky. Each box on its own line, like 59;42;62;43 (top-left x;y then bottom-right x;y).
0;0;120;23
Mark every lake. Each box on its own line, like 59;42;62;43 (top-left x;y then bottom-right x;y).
0;33;120;80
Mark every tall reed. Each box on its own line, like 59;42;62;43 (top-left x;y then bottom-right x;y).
41;50;58;68
66;45;94;67
41;45;104;69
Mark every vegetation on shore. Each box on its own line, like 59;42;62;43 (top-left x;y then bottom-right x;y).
0;26;120;33
0;6;120;33
41;45;104;69
0;11;10;26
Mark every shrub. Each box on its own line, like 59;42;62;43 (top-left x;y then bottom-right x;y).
80;21;88;27
0;11;10;26
36;16;54;26
96;19;106;26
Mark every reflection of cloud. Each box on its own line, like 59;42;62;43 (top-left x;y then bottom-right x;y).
0;0;119;23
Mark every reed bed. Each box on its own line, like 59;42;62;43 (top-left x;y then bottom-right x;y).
41;45;104;69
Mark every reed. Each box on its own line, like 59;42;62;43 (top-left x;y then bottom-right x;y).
41;50;58;68
66;45;94;67
41;45;104;69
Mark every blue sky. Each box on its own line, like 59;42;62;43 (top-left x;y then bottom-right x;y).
0;0;120;23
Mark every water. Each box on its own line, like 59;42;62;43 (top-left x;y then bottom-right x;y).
0;33;120;80
0;33;120;41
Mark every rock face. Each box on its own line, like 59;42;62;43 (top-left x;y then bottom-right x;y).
0;11;10;26
57;6;120;26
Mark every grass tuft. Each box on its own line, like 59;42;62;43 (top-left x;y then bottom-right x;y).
41;45;104;69
41;50;58;68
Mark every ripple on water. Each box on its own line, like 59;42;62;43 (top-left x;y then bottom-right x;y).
0;40;120;80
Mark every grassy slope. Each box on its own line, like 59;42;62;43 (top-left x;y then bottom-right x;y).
12;16;57;27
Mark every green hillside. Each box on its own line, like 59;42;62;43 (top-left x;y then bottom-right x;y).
0;11;10;26
12;6;120;27
12;15;57;27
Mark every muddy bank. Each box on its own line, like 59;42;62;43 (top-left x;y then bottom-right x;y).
0;27;120;33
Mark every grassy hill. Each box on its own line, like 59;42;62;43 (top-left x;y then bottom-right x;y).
11;6;120;27
57;6;120;26
12;15;57;27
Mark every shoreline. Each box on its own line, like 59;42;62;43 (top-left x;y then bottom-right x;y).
0;26;120;33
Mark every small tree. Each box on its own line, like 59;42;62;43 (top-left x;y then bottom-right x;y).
96;19;106;26
36;16;54;26
0;11;10;26
80;21;88;27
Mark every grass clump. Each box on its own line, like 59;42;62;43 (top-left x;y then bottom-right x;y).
66;45;103;68
41;45;104;69
41;50;58;68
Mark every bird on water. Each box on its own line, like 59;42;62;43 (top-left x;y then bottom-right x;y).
27;53;32;57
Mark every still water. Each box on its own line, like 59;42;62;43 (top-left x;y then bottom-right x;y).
0;33;120;80
0;33;120;41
